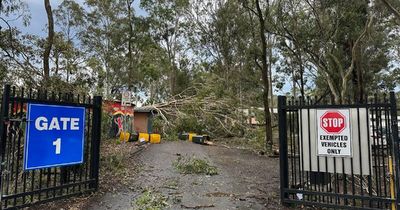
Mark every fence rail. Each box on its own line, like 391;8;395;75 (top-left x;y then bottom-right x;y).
0;85;102;209
278;93;400;209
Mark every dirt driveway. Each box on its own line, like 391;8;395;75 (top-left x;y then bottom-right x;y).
38;140;285;210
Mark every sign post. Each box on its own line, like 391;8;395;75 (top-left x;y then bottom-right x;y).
24;104;86;170
316;109;352;157
121;91;131;107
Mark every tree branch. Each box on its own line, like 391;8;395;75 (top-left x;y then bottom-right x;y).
381;0;400;22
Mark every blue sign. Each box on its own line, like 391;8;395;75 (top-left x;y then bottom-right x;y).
24;104;86;170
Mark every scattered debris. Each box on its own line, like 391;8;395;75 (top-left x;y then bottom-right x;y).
162;179;179;190
268;149;279;158
204;141;214;146
99;140;143;191
173;156;218;175
172;195;183;204
205;192;233;197
180;204;215;209
133;189;169;210
147;83;255;138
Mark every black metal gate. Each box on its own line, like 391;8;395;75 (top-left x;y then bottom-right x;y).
278;93;400;209
0;85;102;209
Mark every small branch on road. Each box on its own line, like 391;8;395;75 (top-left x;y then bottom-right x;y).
181;204;215;209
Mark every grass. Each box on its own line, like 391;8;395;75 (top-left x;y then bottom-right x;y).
173;156;218;175
133;189;168;210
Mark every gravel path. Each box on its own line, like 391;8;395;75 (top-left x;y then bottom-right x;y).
87;141;283;210
35;140;286;210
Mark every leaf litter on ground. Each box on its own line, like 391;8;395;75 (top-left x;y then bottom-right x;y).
173;155;218;175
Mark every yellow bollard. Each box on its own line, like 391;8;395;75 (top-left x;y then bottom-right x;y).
119;131;125;142
138;133;150;142
150;134;161;144
119;132;130;142
389;156;395;210
188;133;196;142
124;132;130;142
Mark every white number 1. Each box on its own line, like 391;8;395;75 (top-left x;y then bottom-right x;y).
53;138;61;155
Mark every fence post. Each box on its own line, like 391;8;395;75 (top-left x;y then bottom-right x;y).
0;85;10;156
278;95;289;206
389;92;400;209
0;85;10;201
90;96;102;190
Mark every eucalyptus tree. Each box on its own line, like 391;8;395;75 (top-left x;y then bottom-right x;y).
273;0;393;103
80;0;132;98
54;0;87;86
0;0;38;86
241;0;275;150
141;0;190;96
185;0;259;100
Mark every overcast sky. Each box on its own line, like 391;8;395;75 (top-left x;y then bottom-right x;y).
9;0;145;37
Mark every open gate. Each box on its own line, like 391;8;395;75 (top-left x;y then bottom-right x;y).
278;93;400;209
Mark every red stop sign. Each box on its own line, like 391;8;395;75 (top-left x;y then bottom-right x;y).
320;111;346;134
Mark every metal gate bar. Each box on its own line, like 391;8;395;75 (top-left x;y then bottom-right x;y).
0;85;102;209
279;92;400;209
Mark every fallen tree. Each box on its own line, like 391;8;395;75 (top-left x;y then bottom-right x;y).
144;83;275;139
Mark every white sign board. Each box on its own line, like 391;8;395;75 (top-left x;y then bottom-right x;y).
299;108;371;175
121;91;131;107
316;109;352;157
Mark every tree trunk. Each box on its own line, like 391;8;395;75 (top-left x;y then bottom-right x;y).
355;48;364;103
255;0;273;152
268;34;274;113
126;0;135;80
43;0;54;87
299;61;305;98
292;61;296;96
164;35;177;96
170;65;177;95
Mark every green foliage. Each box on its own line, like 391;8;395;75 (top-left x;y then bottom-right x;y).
174;115;205;134
275;0;396;100
0;0;30;25
1;0;400;149
133;189;169;210
151;116;177;141
245;127;268;152
173;156;218;176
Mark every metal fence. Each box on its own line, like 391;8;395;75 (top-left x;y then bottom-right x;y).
278;92;400;209
0;85;102;209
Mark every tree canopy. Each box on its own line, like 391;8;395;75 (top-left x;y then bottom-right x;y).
1;0;399;150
